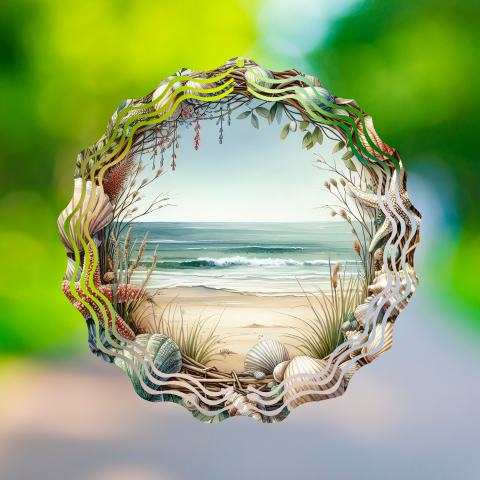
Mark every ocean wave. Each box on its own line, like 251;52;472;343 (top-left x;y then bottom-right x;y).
157;256;351;269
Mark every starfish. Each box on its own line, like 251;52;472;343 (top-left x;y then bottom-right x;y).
347;163;421;252
62;244;139;339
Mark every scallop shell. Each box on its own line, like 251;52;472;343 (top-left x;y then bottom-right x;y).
245;66;275;92
283;356;345;412
64;257;83;282
225;392;266;422
243;339;290;375
185;80;218;105
152;78;183;122
273;360;290;383
354;295;385;329
338;361;361;390
114;333;182;401
368;263;419;322
354;115;395;160
297;86;334;112
58;179;113;254
362;322;394;363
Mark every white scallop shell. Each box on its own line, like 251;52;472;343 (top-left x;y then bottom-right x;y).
362;322;394;363
58;179;113;254
243;339;290;375
283;356;345;412
152;78;183;122
245;66;275;92
273;360;290;383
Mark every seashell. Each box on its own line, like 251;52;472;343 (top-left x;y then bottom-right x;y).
368;263;419;322
254;371;266;380
266;406;290;423
244;339;290;376
114;333;182;401
64;257;83;282
153;78;183;122
362;322;394;363
103;271;114;282
297;86;334;112
354;115;395;160
245;66;275;92
332;108;350;118
344;329;369;359
283;356;345;412
273;360;290;383
354;295;385;329
225;392;266;422
303;74;321;87
87;319;114;363
185;80;218;105
58;178;113;254
289;120;297;132
338;361;361;390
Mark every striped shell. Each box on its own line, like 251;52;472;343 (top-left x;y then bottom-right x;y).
58;179;113;254
354;295;385;329
303;74;321;87
243;339;290;375
245;66;275;92
114;333;182;401
273;360;290;383
354;115;395;160
344;329;369;359
338;361;361;390
368;264;419;322
153;79;183;122
64;257;83;282
297;86;334;112
362;322;394;363
185;80;218;105
283;356;345;412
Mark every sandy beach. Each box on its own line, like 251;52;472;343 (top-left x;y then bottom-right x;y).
142;286;317;372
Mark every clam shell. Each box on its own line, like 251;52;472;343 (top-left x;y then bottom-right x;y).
114;333;182;401
362;322;394;363
153;78;183;122
244;339;290;375
245;66;275;92
283;356;345;412
368;264;419;322
185;80;218;105
273;360;290;383
338;361;361;390
297;86;334;112
64;257;83;282
58;179;113;254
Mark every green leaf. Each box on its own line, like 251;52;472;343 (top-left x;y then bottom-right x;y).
300;111;310;122
341;150;354;160
281;123;290;139
300;121;309;131
236;111;251;119
343;159;358;172
270;102;277;121
332;140;345;154
256;107;270;119
302;131;312;148
306;142;314;150
251;113;259;129
312;126;323;145
267;113;274;125
276;103;283;124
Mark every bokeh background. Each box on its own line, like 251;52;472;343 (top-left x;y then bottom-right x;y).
1;0;479;478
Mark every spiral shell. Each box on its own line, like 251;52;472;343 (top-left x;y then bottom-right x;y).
245;66;275;92
153;78;183;122
354;115;395;160
273;360;290;383
185;80;218;105
58;179;113;254
244;339;290;375
283;356;345;412
362;322;394;363
297;86;334;112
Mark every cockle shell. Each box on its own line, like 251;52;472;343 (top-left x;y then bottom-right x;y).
58;178;113;254
273;360;290;383
362;322;394;363
185;80;218;105
225;392;265;422
114;333;182;402
338;361;361;390
283;356;345;412
64;257;83;282
244;339;290;376
297;86;334;112
368;263;419;322
354;115;395;160
153;78;183;122
245;66;275;92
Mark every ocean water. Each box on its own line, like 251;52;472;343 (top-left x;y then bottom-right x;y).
126;221;363;295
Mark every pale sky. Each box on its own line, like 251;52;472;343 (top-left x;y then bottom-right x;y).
138;106;349;223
